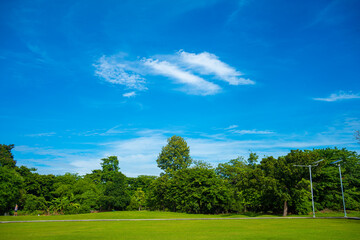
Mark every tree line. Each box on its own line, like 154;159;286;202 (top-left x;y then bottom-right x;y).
1;136;360;216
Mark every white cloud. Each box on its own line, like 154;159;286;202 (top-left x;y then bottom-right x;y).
26;132;56;137
14;119;360;177
94;56;147;91
94;50;254;96
143;58;221;95
179;50;255;85
123;91;136;98
15;145;105;175
313;91;360;102
225;125;238;130
231;129;275;135
223;125;274;135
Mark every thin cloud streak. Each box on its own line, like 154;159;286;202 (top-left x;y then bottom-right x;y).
26;132;56;137
179;50;254;85
231;129;275;135
313;91;360;102
123;91;136;98
143;58;221;95
14;120;360;177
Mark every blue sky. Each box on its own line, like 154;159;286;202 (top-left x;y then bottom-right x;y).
1;0;359;177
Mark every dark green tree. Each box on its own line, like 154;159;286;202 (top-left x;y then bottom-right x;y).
312;148;360;211
247;152;259;167
260;150;319;216
127;175;157;196
0;144;16;168
156;136;192;175
149;163;230;214
0;166;24;214
100;171;130;210
101;156;119;173
216;157;265;212
97;156;130;210
147;175;171;211
127;188;146;211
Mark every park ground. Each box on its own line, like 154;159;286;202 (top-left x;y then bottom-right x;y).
1;211;360;239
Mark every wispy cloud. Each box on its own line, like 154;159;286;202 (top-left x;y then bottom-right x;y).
143;58;221;95
94;56;147;91
179;50;254;85
313;91;360;102
15;145;104;175
224;125;274;135
14;118;360;177
94;50;253;96
231;129;275;135
225;125;238;130
123;91;136;98
26;132;56;137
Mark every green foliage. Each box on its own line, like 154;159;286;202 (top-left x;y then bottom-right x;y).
156;136;192;174
1;142;359;216
127;175;157;196
101;156;119;173
0;144;16;168
23;194;47;212
0;166;24;214
247;152;259;166
100;172;130;210
127;188;146;211
149;165;230;214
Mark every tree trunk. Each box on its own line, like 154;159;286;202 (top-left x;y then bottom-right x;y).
283;200;288;216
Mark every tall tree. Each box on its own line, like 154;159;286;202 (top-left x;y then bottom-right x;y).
156;136;192;175
0;166;24;214
149;164;230;214
260;150;318;216
101;156;120;182
101;156;119;173
0;144;16;168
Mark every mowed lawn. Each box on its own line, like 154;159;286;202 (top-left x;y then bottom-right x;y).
0;210;359;222
1;218;359;240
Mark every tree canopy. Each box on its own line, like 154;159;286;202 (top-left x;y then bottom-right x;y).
0;141;359;216
156;135;192;175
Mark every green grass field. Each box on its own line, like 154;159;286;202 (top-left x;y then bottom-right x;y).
0;210;359;222
1;211;359;239
1;218;359;240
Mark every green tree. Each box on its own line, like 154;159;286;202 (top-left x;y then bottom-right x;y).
312;148;360;211
101;156;120;182
216;157;265;213
127;175;156;196
156;136;192;175
247;152;259;167
0;166;24;214
100;171;130;210
101;156;119;173
149;163;230;214
169;166;230;214
260;150;319;216
147;175;171;211
0;144;16;168
23;194;47;213
128;188;146;211
94;156;130;210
